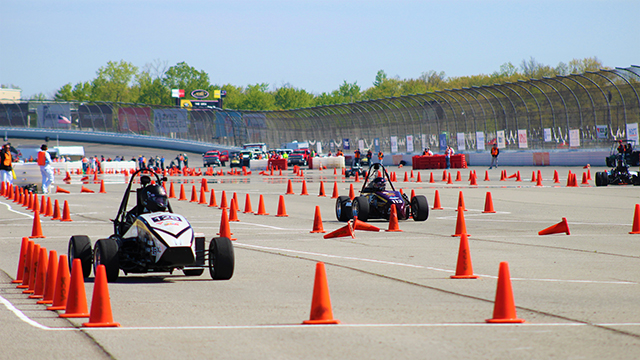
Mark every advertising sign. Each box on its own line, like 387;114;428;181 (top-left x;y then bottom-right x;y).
118;107;152;133
406;135;414;153
518;129;528;148
456;132;465;151
421;134;427;151
544;128;552;142
154;108;189;134
569;129;580;147
374;138;380;153
626;123;639;144
439;133;447;151
476;131;485;151
390;136;398;153
342;138;350;150
496;130;506;149
596;125;608;139
358;139;365;151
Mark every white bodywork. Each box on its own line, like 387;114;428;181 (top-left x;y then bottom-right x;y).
123;212;195;264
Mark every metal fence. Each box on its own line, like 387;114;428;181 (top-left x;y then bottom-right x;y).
1;66;639;153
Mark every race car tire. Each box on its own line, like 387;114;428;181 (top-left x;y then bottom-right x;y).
183;268;205;276
352;196;370;222
336;196;352;222
209;237;234;280
94;239;120;282
596;172;609;187
411;195;429;221
68;235;93;278
595;172;604;186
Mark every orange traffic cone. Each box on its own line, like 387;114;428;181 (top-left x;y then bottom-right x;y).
447;173;453;184
208;189;218;207
455;171;461;182
318;181;326;197
302;262;340;324
255;194;269;215
331;182;339;199
404;172;409;182
51;199;62;220
386;205;402;232
484;170;490;181
416;172;422;183
82;265;120;327
531;171;536;182
323;222;355;239
178;184;187;201
48;255;70;311
99;180;107;193
201;178;209;192
198;186;207;204
553;170;560;183
515;171;522;182
168;182;176;198
457;191;467;211
566;171;573;187
81;185;94;193
12;237;29;284
630;204;640;234
353;217;380;232
37;250;58;304
17;241;34;289
442;170;448;181
536;170;543;187
410;189;416;200
300;180;309;195
354;172;360;182
410;170;415;179
538;217;570;235
310;206;326;233
59;259;90;318
218;209;236;241
219;190;228;209
189;185;198;202
30;209;46;239
45;196;53;217
243;194;253;213
348;184;355;200
486;262;525;323
450;234;479;279
61;200;73;222
23;243;40;294
432;190;443;210
470;173;478;186
28;247;48;299
39;195;46;214
56;186;70;194
276;195;289;217
429;172;435;183
452;206;469;237
228;199;240;222
581;172;589;185
483;192;496;213
286;179;295;195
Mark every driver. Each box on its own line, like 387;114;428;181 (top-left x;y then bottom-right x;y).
366;176;386;192
123;183;169;232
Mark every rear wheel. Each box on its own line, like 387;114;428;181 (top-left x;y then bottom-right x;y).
94;239;119;282
352;196;370;222
68;235;92;278
209;237;234;280
335;196;352;222
411;195;429;221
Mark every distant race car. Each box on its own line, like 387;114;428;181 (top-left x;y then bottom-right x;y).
345;163;366;178
335;163;429;222
606;140;640;167
595;155;640;186
68;169;235;282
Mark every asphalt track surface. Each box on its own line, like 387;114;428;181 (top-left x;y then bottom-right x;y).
2;148;640;359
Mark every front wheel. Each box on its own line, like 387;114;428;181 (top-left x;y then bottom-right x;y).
335;196;352;222
595;171;608;187
69;235;92;278
411;195;429;221
352;196;370;222
209;237;234;280
94;239;119;282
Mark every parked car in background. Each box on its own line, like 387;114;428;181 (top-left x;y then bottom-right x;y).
288;151;308;166
202;150;222;167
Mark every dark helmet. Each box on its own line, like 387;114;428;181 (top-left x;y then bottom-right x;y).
372;177;386;190
143;184;168;212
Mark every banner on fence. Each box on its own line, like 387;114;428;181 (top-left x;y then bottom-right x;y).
343;138;350;150
626;123;639;144
37;103;71;129
154;108;188;134
544;128;552;142
374;138;380;153
390;136;398;153
596;125;608;139
421;134;427;151
406;135;414;153
476;131;485;151
358;139;365;151
518;129;528;148
496;130;506;149
118;107;152;133
439;133;447;151
456;133;465;151
569;129;580;147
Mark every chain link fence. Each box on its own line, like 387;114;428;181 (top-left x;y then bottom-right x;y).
1;66;639;153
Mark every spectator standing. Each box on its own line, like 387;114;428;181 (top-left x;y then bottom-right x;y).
37;144;54;194
489;144;499;169
0;143;13;185
445;145;454;169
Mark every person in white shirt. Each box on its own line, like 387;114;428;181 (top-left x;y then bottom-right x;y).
445;145;455;169
37;144;54;194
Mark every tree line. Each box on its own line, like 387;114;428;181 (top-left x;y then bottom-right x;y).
27;57;607;111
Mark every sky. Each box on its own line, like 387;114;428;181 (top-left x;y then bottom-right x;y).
1;0;638;99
